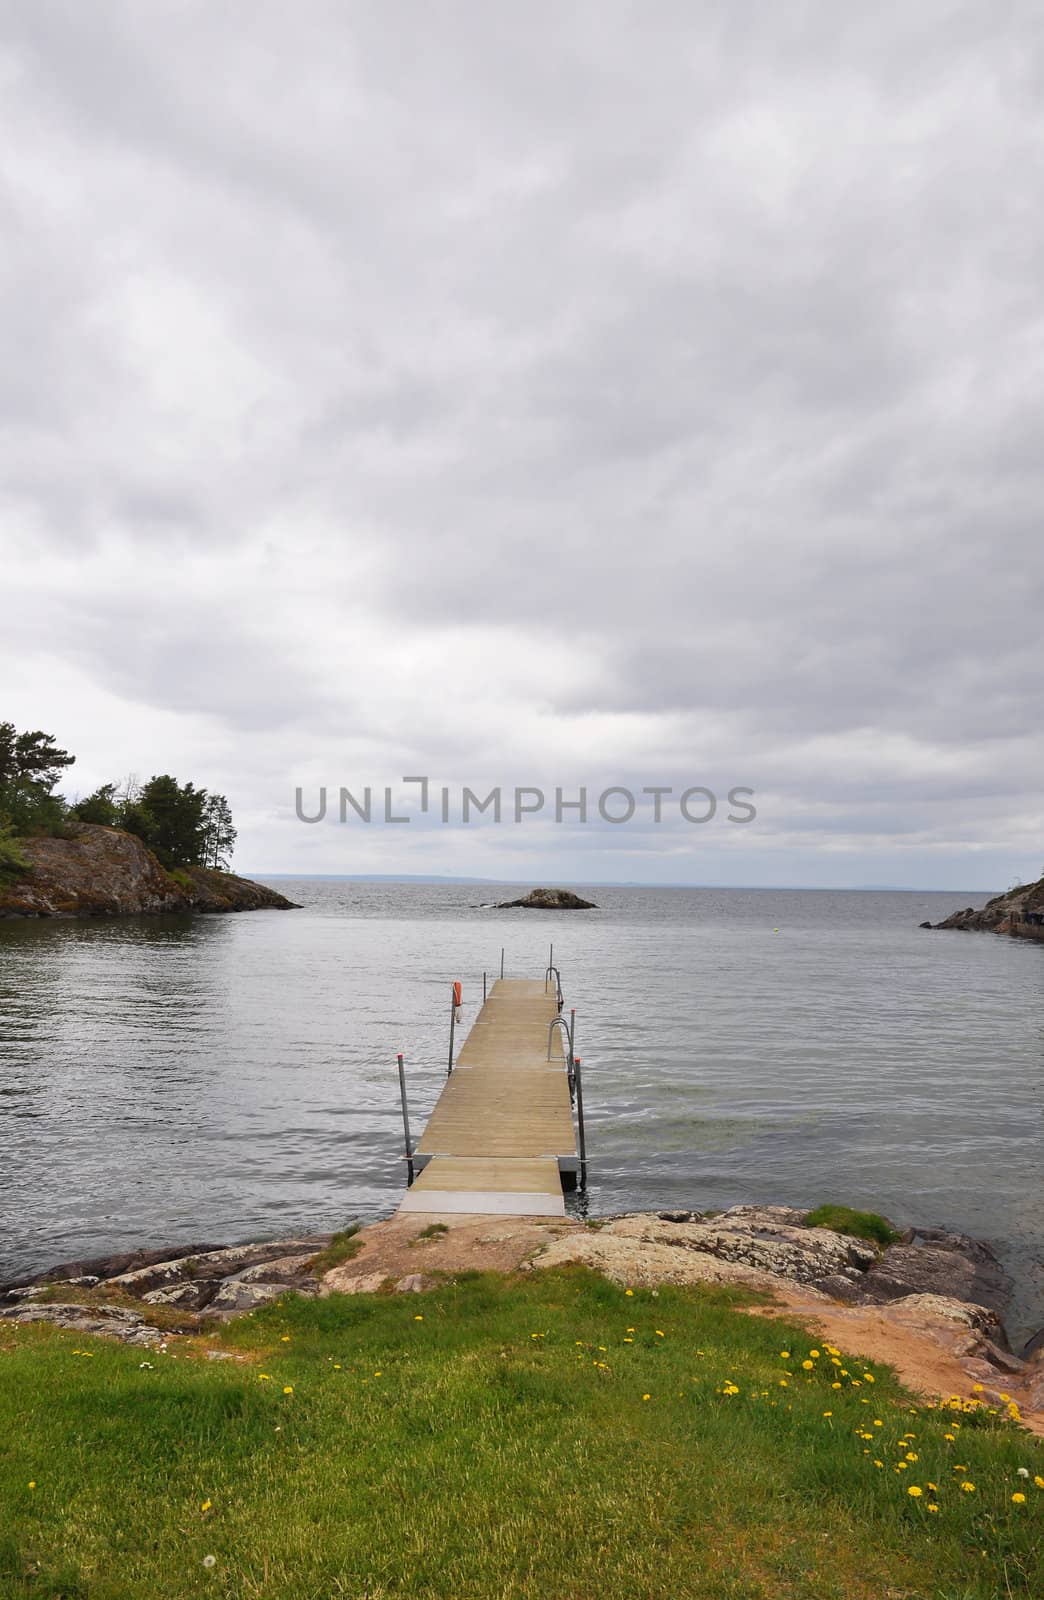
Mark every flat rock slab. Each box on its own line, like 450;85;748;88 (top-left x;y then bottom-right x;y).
0;1302;166;1346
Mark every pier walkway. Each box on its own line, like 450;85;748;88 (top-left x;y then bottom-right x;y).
398;978;579;1217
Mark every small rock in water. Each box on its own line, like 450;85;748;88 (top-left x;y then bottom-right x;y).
496;887;597;910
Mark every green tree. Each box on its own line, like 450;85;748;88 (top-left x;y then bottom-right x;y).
201;793;236;870
121;775;209;869
0;720;74;836
73;783;120;826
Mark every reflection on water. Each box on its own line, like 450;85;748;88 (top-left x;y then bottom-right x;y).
1;883;1042;1342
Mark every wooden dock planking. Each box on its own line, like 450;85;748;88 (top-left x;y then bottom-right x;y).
398;977;578;1217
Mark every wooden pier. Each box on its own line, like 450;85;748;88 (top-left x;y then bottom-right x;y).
398;977;580;1217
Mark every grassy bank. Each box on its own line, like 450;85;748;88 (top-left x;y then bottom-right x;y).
1;1269;1041;1599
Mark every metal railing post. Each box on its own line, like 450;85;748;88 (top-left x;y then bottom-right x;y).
573;1055;587;1190
448;989;456;1075
500;947;504;979
397;1052;415;1185
483;970;487;1003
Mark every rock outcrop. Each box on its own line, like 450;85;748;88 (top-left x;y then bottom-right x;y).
0;823;298;918
0;1234;334;1338
929;874;1044;937
496;887;597;910
4;1206;1041;1424
527;1207;1012;1316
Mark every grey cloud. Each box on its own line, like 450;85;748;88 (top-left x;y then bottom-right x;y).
2;2;1043;885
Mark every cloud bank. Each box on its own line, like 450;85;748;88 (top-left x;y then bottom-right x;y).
2;1;1042;886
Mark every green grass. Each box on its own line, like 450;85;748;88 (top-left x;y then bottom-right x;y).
411;1223;450;1243
0;826;30;887
305;1224;362;1276
1;1269;1040;1599
806;1205;902;1248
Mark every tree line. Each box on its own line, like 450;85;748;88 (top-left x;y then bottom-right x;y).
0;721;237;872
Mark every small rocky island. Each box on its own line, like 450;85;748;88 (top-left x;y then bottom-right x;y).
924;871;1044;940
0;823;297;918
497;887;597;910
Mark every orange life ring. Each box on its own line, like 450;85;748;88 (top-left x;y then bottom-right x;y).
453;981;462;1008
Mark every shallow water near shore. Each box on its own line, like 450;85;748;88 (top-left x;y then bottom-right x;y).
2;882;1042;1344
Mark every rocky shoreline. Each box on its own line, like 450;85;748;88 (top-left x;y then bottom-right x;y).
3;1204;1042;1424
924;872;1044;939
0;822;297;918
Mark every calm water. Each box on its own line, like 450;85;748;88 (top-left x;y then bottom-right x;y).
2;883;1043;1343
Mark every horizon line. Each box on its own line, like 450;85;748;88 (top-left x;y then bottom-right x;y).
241;872;987;894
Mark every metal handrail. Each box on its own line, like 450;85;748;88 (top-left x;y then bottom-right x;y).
544;964;563;1012
546;1015;570;1061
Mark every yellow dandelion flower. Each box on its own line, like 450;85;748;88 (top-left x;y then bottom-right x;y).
960;1482;975;1494
831;1382;842;1390
780;1350;790;1359
27;1481;36;1490
280;1336;290;1343
864;1373;875;1383
908;1486;923;1497
779;1379;788;1387
258;1374;271;1381
642;1393;650;1401
625;1289;634;1296
1012;1493;1026;1504
944;1433;955;1442
809;1349;820;1358
282;1385;293;1395
873;1420;883;1427
1035;1476;1044;1489
374;1370;381;1377
927;1503;939;1513
414;1316;423;1322
624;1338;634;1344
655;1330;665;1338
802;1360;814;1371
972;1383;983;1393
822;1411;833;1418
906;1453;918;1463
201;1499;212;1512
873;1460;883;1468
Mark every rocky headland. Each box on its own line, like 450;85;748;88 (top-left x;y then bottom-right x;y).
4;1204;1042;1428
0;822;297;918
925;872;1044;939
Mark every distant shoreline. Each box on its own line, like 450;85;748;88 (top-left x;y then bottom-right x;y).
249;873;994;893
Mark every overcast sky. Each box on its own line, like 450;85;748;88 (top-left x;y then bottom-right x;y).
2;2;1042;888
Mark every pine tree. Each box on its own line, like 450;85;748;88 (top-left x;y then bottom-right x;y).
202;793;236;870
